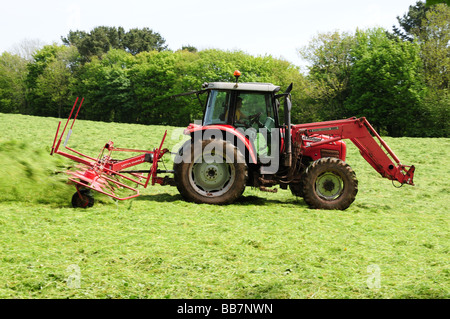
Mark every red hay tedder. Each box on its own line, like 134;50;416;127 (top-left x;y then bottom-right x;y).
51;97;174;207
51;72;415;210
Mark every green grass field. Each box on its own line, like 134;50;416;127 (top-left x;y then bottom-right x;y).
0;112;448;299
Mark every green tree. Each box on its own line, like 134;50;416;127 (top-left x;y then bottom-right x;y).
345;28;426;136
62;26;126;61
391;1;449;136
74;49;136;122
0;52;28;113
26;44;80;117
19;42;306;127
416;4;450;136
299;31;355;121
426;0;450;6
62;26;167;62
72;48;306;127
180;45;198;53
128;50;181;125
34;46;80;117
123;28;168;55
415;4;450;90
392;1;430;42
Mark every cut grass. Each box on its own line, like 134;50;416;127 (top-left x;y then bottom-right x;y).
0;112;448;298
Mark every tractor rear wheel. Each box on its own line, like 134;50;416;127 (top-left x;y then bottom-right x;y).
174;139;247;205
302;157;358;210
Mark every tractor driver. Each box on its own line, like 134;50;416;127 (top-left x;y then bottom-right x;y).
235;97;247;121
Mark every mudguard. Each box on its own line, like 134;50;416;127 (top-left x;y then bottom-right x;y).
184;123;258;164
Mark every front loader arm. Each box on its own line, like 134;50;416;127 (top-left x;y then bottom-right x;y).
294;117;415;186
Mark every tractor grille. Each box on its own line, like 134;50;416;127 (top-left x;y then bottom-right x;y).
321;149;340;158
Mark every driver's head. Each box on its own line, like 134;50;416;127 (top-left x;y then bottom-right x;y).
236;97;243;109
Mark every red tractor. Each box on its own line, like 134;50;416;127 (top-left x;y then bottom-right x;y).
171;71;415;210
51;71;415;210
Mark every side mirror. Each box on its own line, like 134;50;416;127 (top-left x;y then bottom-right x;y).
285;83;293;94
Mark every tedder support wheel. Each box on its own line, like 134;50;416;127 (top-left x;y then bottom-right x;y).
302;157;358;210
174;139;248;205
72;189;95;208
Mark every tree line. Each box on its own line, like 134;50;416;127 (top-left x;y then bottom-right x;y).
0;1;448;137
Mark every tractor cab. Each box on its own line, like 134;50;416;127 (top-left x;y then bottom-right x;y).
202;82;281;130
200;81;284;159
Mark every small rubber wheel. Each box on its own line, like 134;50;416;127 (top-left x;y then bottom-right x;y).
302;157;358;210
72;189;95;208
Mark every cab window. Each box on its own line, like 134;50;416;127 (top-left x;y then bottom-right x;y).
203;90;231;125
234;92;274;129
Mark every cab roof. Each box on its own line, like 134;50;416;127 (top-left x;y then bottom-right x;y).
202;82;281;93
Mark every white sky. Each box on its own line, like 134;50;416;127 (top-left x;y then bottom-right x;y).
0;0;419;69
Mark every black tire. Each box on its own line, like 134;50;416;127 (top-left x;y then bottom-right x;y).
71;189;95;208
302;157;358;210
173;139;248;205
289;180;304;198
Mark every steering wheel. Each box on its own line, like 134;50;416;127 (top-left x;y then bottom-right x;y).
236;112;264;129
247;112;264;128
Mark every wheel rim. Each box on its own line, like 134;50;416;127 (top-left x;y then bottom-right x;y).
315;172;343;200
189;153;235;197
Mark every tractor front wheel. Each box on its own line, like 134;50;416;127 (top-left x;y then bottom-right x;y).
174;139;247;205
302;157;358;210
289;180;304;198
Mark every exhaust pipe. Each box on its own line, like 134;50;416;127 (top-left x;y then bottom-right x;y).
283;84;293;167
